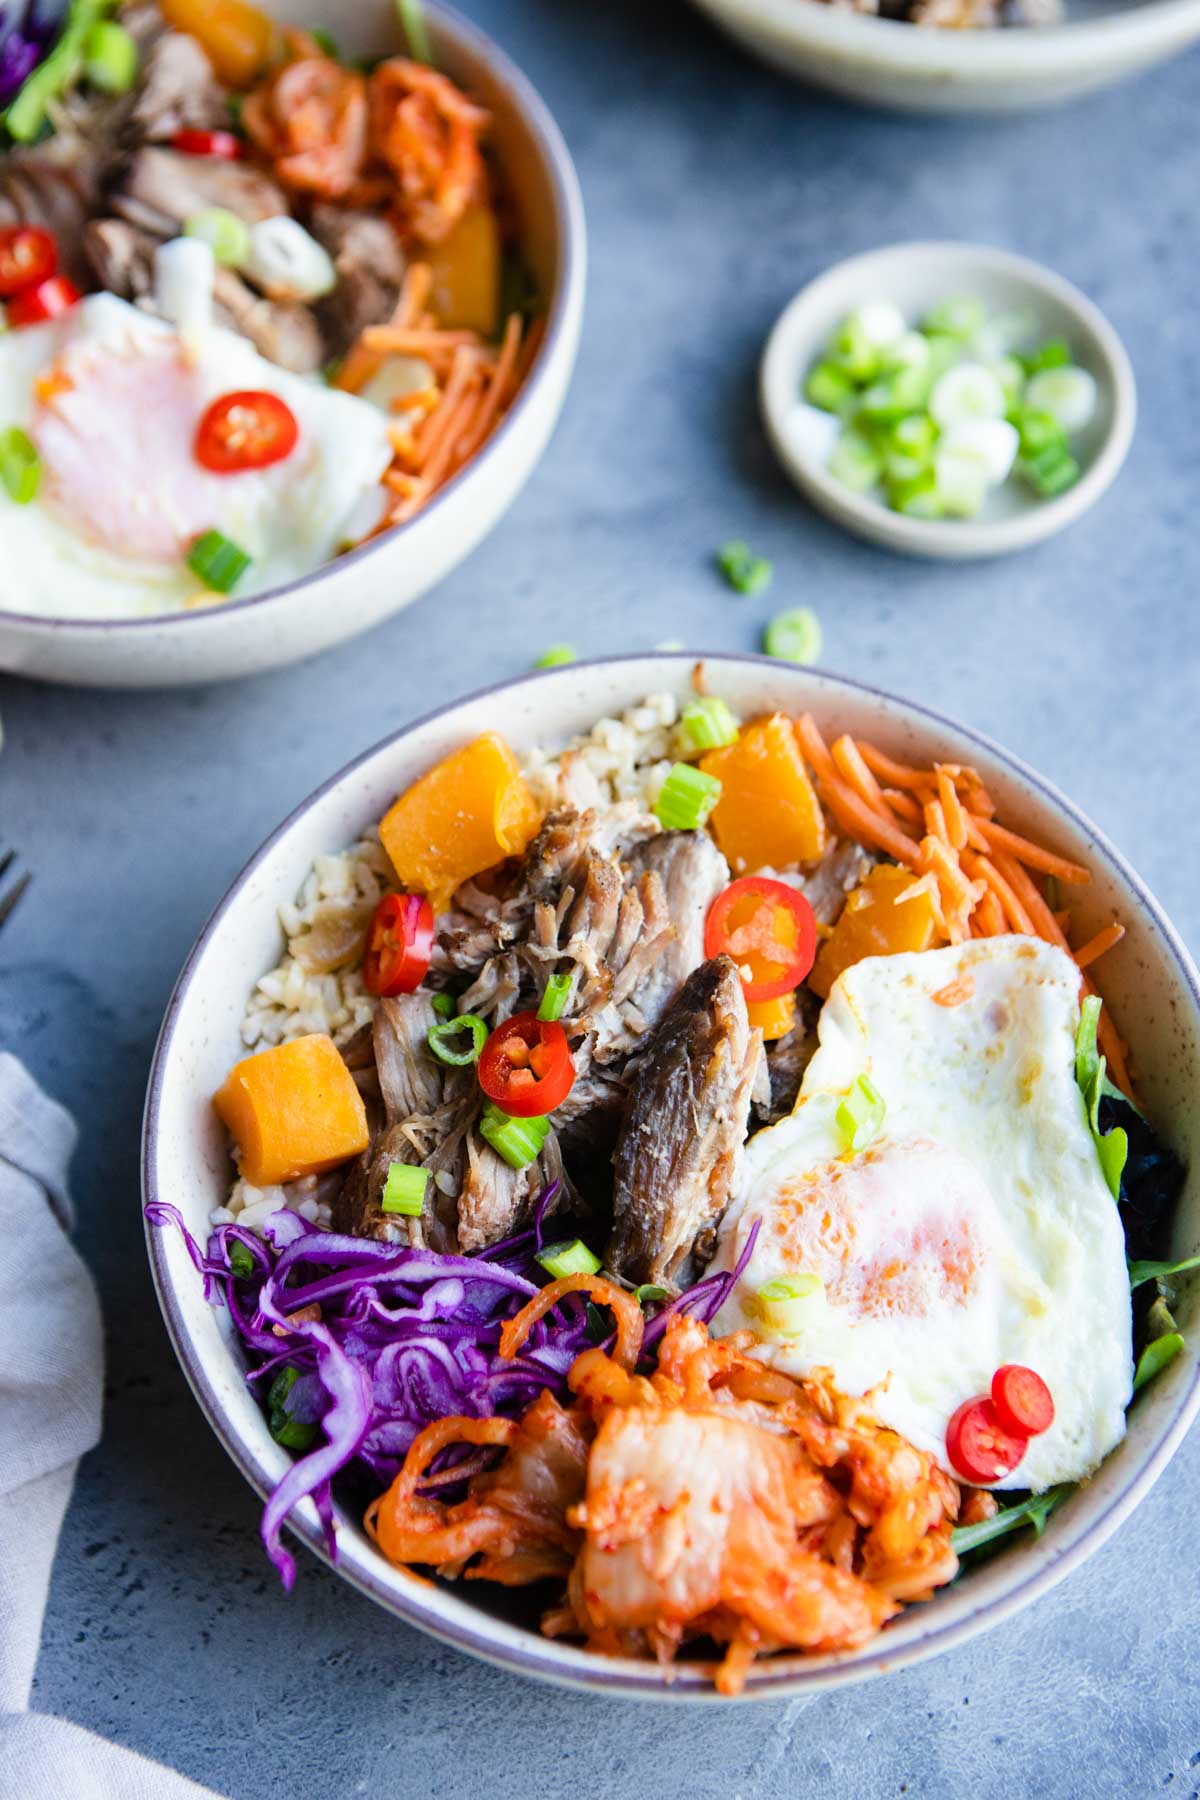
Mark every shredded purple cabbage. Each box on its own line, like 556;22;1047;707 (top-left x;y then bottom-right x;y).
145;1193;759;1588
0;2;66;108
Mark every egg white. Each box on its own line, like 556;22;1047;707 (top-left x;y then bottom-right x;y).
0;295;393;619
711;935;1133;1490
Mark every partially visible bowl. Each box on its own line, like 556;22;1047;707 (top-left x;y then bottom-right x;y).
689;0;1200;112
143;652;1200;1699
0;0;585;689
761;241;1136;561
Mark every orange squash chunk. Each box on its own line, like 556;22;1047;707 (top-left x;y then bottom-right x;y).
379;733;542;912
747;991;797;1042
700;714;826;874
428;203;501;336
214;1033;369;1187
160;0;274;87
809;863;941;1000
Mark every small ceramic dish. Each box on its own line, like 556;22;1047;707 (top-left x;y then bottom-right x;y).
760;241;1136;562
143;653;1200;1699
0;0;585;689
689;0;1200;114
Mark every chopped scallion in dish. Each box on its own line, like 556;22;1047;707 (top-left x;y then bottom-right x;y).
535;1238;602;1279
0;425;40;503
653;762;721;831
186;528;252;594
681;696;739;752
381;1161;428;1216
537;973;572;1023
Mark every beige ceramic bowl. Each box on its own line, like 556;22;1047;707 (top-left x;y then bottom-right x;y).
761;242;1136;561
0;0;585;688
690;0;1200;113
143;654;1200;1698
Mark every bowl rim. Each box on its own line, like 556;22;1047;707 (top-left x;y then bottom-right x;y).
759;240;1137;561
693;0;1200;73
142;650;1200;1698
0;0;585;634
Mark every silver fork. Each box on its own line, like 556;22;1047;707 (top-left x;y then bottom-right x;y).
0;846;31;934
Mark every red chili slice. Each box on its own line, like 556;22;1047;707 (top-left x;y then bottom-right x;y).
195;390;300;474
704;876;817;1003
362;893;434;997
478;1011;575;1118
0;226;57;298
6;273;80;327
991;1366;1055;1438
171;128;244;160
946;1397;1028;1485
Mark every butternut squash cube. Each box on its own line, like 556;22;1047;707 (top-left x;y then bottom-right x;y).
809;863;941;1000
700;714;826;874
747;991;797;1043
379;732;542;912
428;203;502;337
214;1033;369;1187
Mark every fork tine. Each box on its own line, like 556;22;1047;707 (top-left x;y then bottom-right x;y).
0;849;14;883
0;870;30;933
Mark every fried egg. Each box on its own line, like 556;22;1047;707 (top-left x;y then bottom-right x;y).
710;935;1132;1490
0;294;392;618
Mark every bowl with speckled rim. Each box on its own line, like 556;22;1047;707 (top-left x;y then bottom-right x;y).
0;0;585;689
143;653;1200;1697
688;0;1200;114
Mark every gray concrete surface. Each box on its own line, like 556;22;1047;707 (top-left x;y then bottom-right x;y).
2;2;1199;1794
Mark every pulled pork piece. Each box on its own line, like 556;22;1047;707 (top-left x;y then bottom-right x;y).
115;144;289;227
309;204;406;359
128;26;229;141
457;1124;567;1255
608;956;762;1288
369;1310;961;1694
0;158;96;288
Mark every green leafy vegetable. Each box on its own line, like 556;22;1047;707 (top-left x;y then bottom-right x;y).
1128;1253;1200;1291
267;1365;319;1452
1073;995;1128;1200
950;1485;1072;1556
1134;1333;1183;1392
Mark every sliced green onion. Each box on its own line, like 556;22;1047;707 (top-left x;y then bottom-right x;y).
309;25;340;57
653;763;721;832
804;360;855;414
431;991;456;1018
836;1074;886;1151
828;315;881;383
267;1365;318;1452
923;332;963;381
397;0;435;64
536;1238;602;1279
933;444;989;519
4;0;97;142
753;1272;826;1339
186;529;251;594
880;330;931;375
1022;445;1080;498
0;427;40;505
884;412;938;485
82;19;139;93
764;607;822;665
426;1013;487;1067
480;1103;549;1169
858;365;929;424
887;468;943;520
1022;338;1071;376
1024;366;1097;434
535;644;575;668
228;1240;255;1280
537;973;572;1023
184;206;251;269
988;354;1025;409
921;295;986;340
1128;1252;1200;1291
681;696;739;752
716;539;773;595
1011;406;1067;459
929;363;1006;429
1134;1332;1184;1392
950;1485;1071;1555
635;1284;669;1307
381;1160;429;1216
828;429;883;493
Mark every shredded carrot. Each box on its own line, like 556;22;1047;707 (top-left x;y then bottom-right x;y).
923;798;949;843
932;974;975;1007
989;850;1070;953
795;713;837;786
935;768;968;851
361;325;483;355
855;741;936;793
974;890;1006;937
832;735;890;816
454;313;522;464
1074;923;1125;970
881;787;924;826
965;853;1036;935
971;818;1091;887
